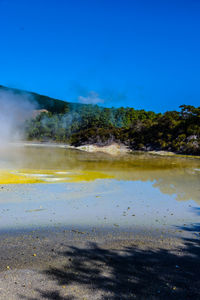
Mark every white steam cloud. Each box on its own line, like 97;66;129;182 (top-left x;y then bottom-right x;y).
0;90;36;145
78;91;104;105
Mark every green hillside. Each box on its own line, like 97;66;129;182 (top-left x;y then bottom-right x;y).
0;85;70;113
0;85;199;155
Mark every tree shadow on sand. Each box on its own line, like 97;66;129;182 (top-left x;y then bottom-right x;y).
22;291;74;300
21;225;200;299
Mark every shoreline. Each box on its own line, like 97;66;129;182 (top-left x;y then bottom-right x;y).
0;145;199;298
12;141;200;158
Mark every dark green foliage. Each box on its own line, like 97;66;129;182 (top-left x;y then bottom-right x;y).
0;85;69;114
25;100;200;155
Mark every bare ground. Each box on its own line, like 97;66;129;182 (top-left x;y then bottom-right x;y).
0;225;199;300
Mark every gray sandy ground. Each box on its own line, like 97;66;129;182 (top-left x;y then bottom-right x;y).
0;227;199;300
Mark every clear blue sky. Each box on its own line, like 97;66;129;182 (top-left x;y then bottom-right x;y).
0;0;199;112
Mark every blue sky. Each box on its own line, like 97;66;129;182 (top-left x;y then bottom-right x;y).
0;0;199;112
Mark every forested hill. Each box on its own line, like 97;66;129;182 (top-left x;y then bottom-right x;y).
0;85;70;113
0;85;200;155
0;84;100;114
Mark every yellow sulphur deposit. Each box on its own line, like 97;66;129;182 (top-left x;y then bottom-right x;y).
0;169;114;184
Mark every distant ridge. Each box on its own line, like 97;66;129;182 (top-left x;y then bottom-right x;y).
0;85;82;114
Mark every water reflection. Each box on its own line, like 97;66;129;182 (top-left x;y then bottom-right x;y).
0;144;199;203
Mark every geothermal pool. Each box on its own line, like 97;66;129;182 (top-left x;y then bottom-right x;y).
0;144;199;235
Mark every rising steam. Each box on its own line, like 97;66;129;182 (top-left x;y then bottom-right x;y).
0;90;36;146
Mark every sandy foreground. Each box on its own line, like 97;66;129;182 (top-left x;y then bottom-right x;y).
0;226;199;300
0;145;199;299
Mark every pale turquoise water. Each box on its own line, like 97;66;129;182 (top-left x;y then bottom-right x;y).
0;145;199;234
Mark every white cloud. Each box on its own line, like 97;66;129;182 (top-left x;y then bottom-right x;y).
78;91;104;105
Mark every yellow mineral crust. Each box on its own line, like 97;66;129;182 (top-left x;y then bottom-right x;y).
0;169;114;184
